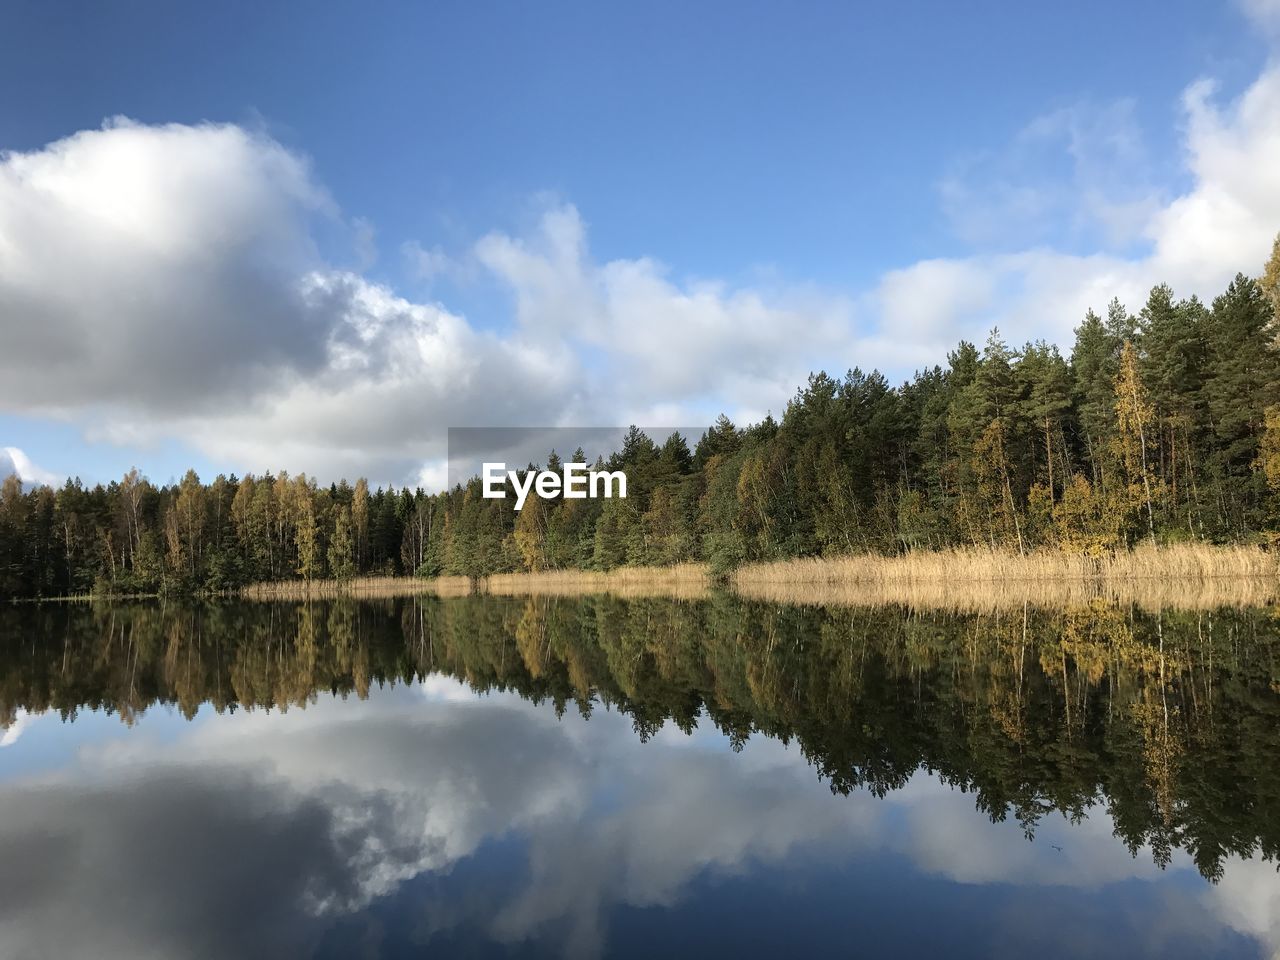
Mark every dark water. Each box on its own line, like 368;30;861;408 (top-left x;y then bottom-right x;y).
2;595;1279;959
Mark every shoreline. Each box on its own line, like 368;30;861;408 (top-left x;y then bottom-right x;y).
239;544;1280;610
15;544;1279;610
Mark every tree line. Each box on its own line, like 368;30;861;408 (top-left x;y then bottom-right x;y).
2;239;1280;598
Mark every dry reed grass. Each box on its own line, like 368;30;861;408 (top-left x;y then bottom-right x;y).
730;544;1280;611
240;546;1280;610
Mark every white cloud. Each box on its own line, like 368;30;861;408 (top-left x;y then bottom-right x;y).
159;271;580;482
417;673;481;702
1146;73;1280;286
475;204;857;414
0;118;333;413
0;447;58;488
0;121;852;485
415;459;450;493
0;121;584;484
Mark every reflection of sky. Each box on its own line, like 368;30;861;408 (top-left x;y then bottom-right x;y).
0;678;1272;959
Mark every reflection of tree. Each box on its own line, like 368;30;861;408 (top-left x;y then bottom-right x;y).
2;595;1280;880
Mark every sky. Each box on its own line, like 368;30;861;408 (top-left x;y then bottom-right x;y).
1;0;1279;489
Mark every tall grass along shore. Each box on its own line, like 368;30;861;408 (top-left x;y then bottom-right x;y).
728;544;1280;610
237;544;1280;610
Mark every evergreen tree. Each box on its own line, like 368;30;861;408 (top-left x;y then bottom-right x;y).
1071;308;1120;486
1204;275;1278;532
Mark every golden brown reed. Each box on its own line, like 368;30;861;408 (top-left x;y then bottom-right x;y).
730;544;1280;612
240;546;1280;611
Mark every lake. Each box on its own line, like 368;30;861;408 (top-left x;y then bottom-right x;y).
1;595;1277;958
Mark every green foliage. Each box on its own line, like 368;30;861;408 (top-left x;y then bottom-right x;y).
328;505;356;581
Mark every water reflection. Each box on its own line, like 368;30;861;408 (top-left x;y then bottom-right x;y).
1;596;1278;958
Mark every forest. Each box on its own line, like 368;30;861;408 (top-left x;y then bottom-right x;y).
1;239;1279;600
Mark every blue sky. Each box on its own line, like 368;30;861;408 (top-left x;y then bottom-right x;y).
1;1;1279;487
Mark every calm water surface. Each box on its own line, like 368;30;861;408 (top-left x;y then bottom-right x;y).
1;595;1278;958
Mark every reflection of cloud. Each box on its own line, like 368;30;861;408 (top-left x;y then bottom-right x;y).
0;686;1271;958
159;688;872;958
0;708;37;747
1205;855;1280;959
488;735;881;957
895;777;1182;887
417;672;485;703
0;767;361;959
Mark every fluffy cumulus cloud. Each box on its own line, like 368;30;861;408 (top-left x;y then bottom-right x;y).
0;120;586;482
166;271;580;483
0;447;21;484
474;204;856;415
0;121;854;483
0;119;332;412
3;49;1280;486
0;446;57;488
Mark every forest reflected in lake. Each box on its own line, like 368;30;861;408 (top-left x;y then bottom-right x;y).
2;594;1280;958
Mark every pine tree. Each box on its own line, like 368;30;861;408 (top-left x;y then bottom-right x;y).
1113;341;1158;545
1138;287;1208;532
1017;341;1072;498
694;414;741;467
1204;275;1278;531
1071;309;1120;486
